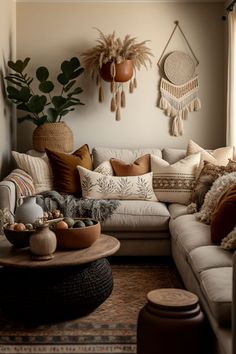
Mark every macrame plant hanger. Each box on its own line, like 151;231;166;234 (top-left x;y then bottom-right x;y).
157;21;201;137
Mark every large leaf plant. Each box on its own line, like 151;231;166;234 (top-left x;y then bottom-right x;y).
5;57;84;126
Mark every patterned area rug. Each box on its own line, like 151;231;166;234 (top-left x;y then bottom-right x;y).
0;258;183;354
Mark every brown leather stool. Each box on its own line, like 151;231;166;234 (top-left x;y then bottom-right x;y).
137;288;210;354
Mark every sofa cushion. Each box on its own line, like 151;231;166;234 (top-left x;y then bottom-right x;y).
151;153;200;205
188;246;233;279
92;147;162;168
199;267;232;327
168;203;188;219
46;144;93;196
101;200;170;232
12;151;53;193
186;140;233;167
211;183;236;244
162;148;186;164
78;167;157;201
169;215;211;256
110;154;150;176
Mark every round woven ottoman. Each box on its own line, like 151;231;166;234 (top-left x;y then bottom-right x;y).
0;258;113;321
137;288;210;354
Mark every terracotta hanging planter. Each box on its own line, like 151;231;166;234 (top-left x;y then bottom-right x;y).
100;60;133;83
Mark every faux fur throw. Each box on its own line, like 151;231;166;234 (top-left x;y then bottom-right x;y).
36;191;120;221
195;172;236;224
159;76;201;136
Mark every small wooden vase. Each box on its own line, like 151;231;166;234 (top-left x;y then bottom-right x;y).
29;224;57;261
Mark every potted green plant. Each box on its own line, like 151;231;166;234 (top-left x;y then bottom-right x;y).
5;57;84;152
82;29;153;120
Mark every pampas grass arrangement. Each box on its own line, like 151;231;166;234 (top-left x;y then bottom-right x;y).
82;28;153;120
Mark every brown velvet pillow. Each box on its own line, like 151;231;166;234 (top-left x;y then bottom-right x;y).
110;154;150;176
191;159;236;211
46;144;93;195
211;183;236;244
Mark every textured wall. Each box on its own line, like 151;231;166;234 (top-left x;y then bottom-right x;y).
16;2;226;152
0;0;16;178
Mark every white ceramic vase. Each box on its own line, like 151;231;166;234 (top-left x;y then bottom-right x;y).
30;224;57;260
15;196;44;224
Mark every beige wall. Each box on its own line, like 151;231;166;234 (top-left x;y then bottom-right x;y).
16;2;226;152
0;0;16;178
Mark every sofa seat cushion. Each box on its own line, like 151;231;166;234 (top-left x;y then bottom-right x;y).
199;267;232;327
92;147;162;168
101;200;170;232
188;246;233;280
170;215;211;256
168;203;188;220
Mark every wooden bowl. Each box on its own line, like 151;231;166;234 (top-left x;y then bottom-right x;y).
3;226;34;248
53;218;101;250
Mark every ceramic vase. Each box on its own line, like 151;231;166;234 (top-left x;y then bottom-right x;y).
29;224;57;260
15;196;44;224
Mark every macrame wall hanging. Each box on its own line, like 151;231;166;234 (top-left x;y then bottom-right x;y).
157;21;201;137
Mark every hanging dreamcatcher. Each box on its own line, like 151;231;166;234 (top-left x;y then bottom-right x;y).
157;21;201;136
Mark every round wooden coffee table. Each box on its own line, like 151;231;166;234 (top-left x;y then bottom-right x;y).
0;234;120;321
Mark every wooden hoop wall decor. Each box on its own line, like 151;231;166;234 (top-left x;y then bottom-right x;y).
157;21;201;137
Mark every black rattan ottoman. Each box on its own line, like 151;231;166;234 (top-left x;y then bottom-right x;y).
0;258;113;322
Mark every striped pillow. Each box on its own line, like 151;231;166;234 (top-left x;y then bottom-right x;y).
4;169;35;199
12;151;53;193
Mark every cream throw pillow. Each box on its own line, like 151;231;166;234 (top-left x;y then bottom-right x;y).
12;151;53;193
151;153;200;204
77;166;157;201
94;161;113;175
186;140;233;166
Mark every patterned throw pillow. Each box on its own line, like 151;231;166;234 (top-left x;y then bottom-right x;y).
110;154;150;176
46;144;93;196
12;151;53;194
94;161;114;175
151;153;200;205
191;159;236;210
77;166;157;201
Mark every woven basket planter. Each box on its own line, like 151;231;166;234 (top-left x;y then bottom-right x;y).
32;122;74;153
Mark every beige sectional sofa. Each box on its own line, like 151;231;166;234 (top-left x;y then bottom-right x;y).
0;146;235;354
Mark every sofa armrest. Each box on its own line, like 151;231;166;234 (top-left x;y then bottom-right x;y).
0;180;17;215
232;251;236;354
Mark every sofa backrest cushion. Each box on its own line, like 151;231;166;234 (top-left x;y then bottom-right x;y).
92;147;162;168
162;148;186;164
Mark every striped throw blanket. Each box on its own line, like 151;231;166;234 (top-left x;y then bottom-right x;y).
4;169;35;202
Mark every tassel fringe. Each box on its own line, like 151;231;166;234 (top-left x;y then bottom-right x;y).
110;96;116;112
98;85;104;103
121;89;126;108
116;107;121;121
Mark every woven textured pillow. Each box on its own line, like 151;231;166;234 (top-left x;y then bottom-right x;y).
12;151;53;194
211;183;236;244
191;159;236;210
110;154;150;176
46;144;93;195
77;166;157;201
151;153;200;205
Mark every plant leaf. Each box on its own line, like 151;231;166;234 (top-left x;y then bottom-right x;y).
36;66;49;82
52;96;67;109
39;80;54;93
57;73;69;85
8;58;30;74
47;107;58;122
27;95;47;114
63;80;76;93
68;86;83;97
17;114;36;124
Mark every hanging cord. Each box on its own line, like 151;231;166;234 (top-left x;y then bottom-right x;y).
157;21;199;70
